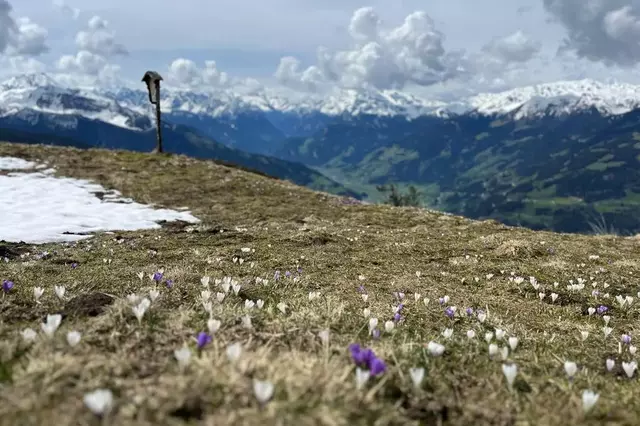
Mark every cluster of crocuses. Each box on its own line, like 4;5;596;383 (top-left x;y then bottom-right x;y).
273;267;302;282
349;344;386;375
349;343;386;389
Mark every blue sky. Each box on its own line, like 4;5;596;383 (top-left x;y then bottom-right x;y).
2;0;640;95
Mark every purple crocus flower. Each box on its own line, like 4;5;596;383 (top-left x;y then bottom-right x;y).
196;332;212;350
349;343;362;363
165;279;174;289
444;307;455;319
349;343;385;376
592;290;600;297
597;305;609;315
2;280;14;293
274;270;281;281
297;267;302;274
622;334;632;345
371;329;381;340
153;272;163;282
465;307;474;316
285;271;291;278
71;262;78;269
369;357;386;376
349;344;373;366
357;285;366;294
438;297;445;305
393;313;402;322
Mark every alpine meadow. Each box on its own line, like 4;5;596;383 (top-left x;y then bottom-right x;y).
2;1;640;425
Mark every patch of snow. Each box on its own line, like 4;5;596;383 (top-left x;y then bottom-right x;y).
0;158;200;243
0;157;38;170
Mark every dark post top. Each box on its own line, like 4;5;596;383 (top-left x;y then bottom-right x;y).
141;71;163;83
142;71;163;105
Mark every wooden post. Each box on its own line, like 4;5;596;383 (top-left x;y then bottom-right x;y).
154;81;163;154
142;71;164;154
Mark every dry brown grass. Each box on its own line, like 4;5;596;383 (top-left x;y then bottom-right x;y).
1;143;640;426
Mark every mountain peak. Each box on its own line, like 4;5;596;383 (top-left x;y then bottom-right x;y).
1;73;60;90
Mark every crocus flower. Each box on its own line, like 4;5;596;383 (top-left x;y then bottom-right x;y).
349;344;370;365
71;263;78;269
196;332;212;350
465;307;474;316
2;280;14;293
444;307;455;319
622;334;632;345
253;380;275;404
372;328;381;340
393;313;402;322
582;390;599;413
152;272;163;282
83;389;113;416
165;279;174;288
357;285;366;294
597;305;608;315
285;271;291;278
369;357;386;376
274;270;281;281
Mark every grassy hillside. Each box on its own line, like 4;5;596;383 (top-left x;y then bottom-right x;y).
1;142;639;425
275;110;640;234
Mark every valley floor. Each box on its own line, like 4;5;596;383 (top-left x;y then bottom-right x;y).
1;143;639;426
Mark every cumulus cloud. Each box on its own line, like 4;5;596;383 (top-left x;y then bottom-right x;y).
482;31;541;64
0;1;16;54
168;59;230;87
166;58;263;93
76;16;128;57
10;17;49;56
0;0;49;57
274;7;467;91
543;0;640;66
56;15;126;80
52;0;80;20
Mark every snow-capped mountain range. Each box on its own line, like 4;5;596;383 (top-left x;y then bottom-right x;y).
2;73;640;130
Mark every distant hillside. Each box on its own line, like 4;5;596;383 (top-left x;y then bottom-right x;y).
275;109;640;234
0;111;363;199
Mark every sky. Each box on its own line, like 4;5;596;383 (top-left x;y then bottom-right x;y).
2;0;640;97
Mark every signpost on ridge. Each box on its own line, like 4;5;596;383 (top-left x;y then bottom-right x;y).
141;71;164;154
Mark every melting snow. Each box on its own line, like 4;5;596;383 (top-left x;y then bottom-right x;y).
0;157;200;244
0;157;38;170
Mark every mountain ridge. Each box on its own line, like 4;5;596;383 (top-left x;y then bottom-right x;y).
5;73;640;122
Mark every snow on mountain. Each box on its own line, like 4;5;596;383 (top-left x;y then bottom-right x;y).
0;73;151;130
466;79;640;117
2;73;640;122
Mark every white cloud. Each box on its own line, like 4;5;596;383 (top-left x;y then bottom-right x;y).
0;1;49;57
275;7;467;91
52;0;80;20
57;50;107;74
482;31;541;64
55;15;126;82
543;0;640;66
168;58;230;87
166;58;263;93
76;16;128;57
10;17;49;56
